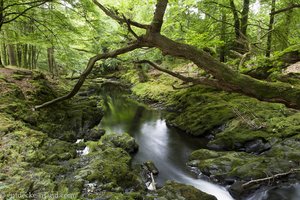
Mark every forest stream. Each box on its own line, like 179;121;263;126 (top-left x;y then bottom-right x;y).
96;85;300;200
98;85;234;200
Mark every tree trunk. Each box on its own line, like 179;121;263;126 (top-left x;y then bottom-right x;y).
22;44;28;68
241;0;250;37
1;43;7;65
147;33;300;108
7;44;17;66
47;47;55;75
281;9;292;49
28;45;32;68
17;44;22;67
230;0;250;53
32;46;37;69
266;0;276;57
0;53;3;67
229;0;240;40
219;12;226;62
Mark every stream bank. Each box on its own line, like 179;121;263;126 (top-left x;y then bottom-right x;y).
118;66;300;199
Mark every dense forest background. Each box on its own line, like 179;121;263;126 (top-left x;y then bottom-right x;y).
0;0;300;108
1;0;299;73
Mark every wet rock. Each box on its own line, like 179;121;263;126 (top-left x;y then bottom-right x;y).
84;127;105;141
229;181;245;199
244;139;271;154
143;160;159;175
157;181;217;200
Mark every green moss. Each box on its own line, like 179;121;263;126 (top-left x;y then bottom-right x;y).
132;81;173;102
189;149;220;161
189;148;299;181
157;181;217;200
0;113;21;134
100;132;139;153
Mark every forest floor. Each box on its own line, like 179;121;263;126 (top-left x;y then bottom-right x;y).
0;67;217;200
119;62;300;198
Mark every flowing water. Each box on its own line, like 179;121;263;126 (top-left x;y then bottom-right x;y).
97;86;299;200
98;86;233;200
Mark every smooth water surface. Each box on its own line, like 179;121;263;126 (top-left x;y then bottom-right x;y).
99;87;234;200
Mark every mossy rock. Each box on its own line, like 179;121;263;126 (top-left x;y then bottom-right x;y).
188;148;298;181
100;132;139;153
157;181;217;200
164;86;235;136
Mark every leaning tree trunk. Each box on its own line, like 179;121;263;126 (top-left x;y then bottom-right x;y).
36;0;300;110
147;33;300;108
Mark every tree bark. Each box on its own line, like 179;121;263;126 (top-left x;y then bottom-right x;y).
7;44;17;66
22;44;28;68
17;44;22;67
229;0;240;40
266;0;276;57
1;43;7;65
47;47;55;75
241;0;250;37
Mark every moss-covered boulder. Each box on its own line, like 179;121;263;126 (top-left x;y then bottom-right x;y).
100;132;139;153
164;86;235;136
157;181;217;200
188;146;299;182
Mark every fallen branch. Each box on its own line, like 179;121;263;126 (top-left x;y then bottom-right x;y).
172;84;197;90
135;60;220;88
34;42;141;109
242;168;300;189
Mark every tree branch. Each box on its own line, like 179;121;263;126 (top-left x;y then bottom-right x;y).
135;60;220;88
3;1;46;24
203;1;241;13
2;0;49;10
92;0;149;29
122;14;139;39
35;42;142;109
271;4;300;15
